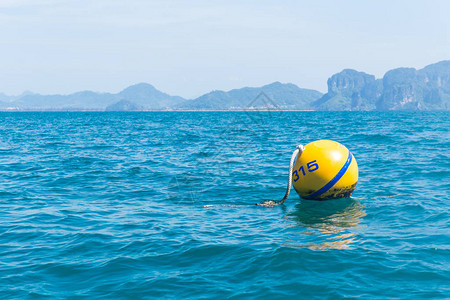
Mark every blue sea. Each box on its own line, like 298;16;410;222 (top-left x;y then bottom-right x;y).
0;111;449;299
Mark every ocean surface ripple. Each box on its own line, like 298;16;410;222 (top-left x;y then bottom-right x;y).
0;111;449;298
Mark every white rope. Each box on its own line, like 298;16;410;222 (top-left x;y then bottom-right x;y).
256;144;304;207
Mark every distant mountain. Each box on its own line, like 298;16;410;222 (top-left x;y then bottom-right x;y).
312;69;381;111
0;60;448;111
15;91;116;110
117;83;185;109
377;61;450;110
105;99;143;111
0;91;34;106
316;60;450;111
175;82;323;110
0;83;186;111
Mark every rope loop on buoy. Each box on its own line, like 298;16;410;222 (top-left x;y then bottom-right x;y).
256;144;304;207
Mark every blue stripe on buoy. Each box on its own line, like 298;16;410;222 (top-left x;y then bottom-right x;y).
304;151;353;200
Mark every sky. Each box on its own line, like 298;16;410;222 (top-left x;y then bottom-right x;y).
0;0;449;98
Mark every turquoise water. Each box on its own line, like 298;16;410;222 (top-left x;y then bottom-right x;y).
0;111;449;299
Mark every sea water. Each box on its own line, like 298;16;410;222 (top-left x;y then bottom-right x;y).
0;111;448;298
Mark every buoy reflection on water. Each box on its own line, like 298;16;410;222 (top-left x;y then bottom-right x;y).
283;198;366;250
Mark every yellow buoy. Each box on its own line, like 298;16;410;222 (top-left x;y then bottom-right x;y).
292;140;358;200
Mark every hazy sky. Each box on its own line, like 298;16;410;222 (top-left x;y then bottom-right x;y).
1;0;449;98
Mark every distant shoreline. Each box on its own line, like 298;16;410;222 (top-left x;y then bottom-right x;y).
0;109;315;112
0;109;446;112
